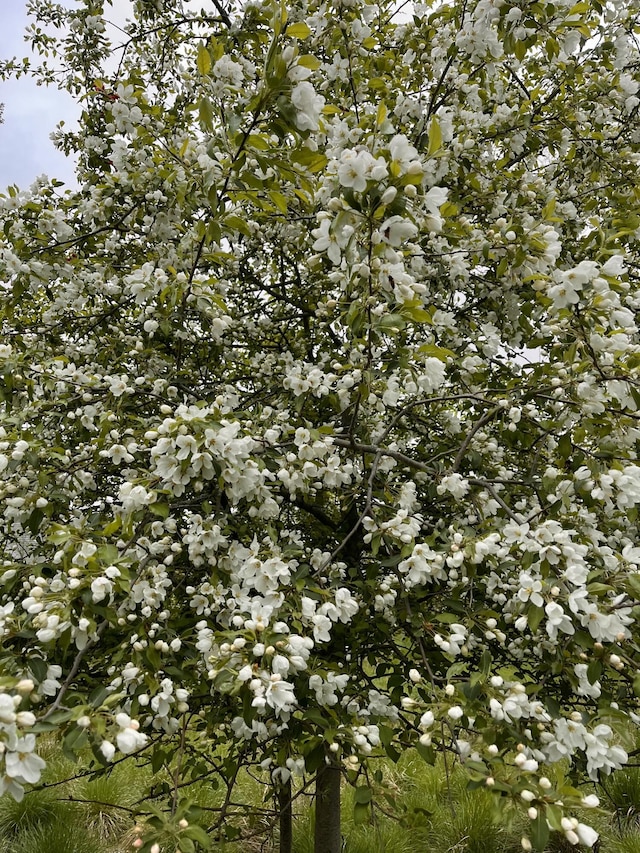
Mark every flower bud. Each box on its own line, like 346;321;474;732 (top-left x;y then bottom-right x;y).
380;186;398;205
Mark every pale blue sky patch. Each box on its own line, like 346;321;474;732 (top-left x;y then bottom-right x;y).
0;0;79;188
0;0;132;190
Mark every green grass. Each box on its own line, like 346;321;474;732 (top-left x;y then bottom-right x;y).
607;835;640;853
2;822;111;853
0;788;70;839
0;777;114;853
601;765;640;827
1;742;639;853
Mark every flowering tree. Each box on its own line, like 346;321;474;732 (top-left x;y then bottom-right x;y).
1;0;640;851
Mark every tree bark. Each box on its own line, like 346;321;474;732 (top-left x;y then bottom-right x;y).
314;761;342;853
278;776;293;853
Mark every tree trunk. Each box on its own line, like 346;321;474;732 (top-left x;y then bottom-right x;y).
278;776;293;853
314;761;341;853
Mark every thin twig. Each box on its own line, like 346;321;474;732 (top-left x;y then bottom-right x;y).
41;619;109;721
171;716;189;816
451;407;501;473
468;479;524;523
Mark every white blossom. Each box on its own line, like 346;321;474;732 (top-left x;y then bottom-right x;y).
291;82;325;131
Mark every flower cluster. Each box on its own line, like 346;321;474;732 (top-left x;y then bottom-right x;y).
0;0;639;848
0;687;44;801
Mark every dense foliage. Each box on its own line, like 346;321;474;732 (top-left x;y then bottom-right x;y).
1;0;640;849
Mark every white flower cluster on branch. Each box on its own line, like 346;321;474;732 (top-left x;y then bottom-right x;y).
0;0;640;847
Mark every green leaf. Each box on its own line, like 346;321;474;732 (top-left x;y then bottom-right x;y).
625;572;640;599
45;709;74;725
197;42;211;76
354;785;372;804
530;812;549;852
27;508;44;534
428;116;443;155
587;659;602;685
418;343;455;361
587;582;614;596
151;748;167;774
437;613;461;624
384;744;401;762
353;801;370;825
287;21;311;38
545;805;563;831
480;648;492;677
184;824;212;849
557;433;572;460
62;726;87;760
403;305;433;324
541;197;557;220
527;606;544;632
440;200;458;217
150;502;170;519
376;313;406;334
269;191;288;214
416;741;436;765
297;55;321;69
102;516;121;536
378;725;393;747
98;544;119;563
198;96;214;131
291;149;328;172
247;133;270;150
303;707;330;728
224;215;252;237
304;742;326;773
89;685;110;707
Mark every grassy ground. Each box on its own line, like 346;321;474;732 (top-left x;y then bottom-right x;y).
1;740;639;853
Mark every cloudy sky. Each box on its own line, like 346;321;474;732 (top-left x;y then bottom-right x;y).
1;0;410;191
0;0;132;190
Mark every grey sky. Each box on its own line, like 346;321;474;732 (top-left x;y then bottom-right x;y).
0;0;132;190
2;0;406;191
